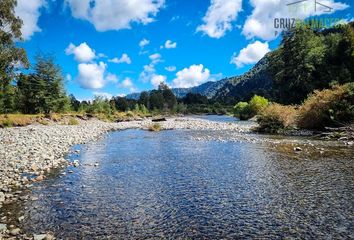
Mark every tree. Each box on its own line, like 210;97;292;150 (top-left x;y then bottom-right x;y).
149;90;164;110
234;102;252;120
69;94;80;112
138;91;150;109
0;0;29;113
159;82;177;110
114;97;129;111
17;54;69;114
249;95;269;115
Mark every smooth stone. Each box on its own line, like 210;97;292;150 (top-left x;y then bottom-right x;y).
33;234;47;240
294;147;303;152
0;224;7;232
10;228;21;236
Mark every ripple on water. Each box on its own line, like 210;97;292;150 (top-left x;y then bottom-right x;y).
4;129;354;239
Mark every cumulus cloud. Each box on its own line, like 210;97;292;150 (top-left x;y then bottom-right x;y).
242;0;348;40
149;53;162;64
165;66;176;72
66;74;72;81
109;53;132;64
151;74;166;88
172;64;211;88
65;0;165;31
164;40;177;49
106;73;119;83
139;38;150;48
197;0;242;38
120;77;134;88
230;41;270;68
15;0;46;40
77;62;106;89
65;42;96;62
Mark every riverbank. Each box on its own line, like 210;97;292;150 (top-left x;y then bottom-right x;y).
0;117;253;203
0;117;353;238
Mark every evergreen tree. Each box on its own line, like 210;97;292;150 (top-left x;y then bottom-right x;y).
0;0;28;113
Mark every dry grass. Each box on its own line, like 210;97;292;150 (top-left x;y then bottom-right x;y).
148;123;161;132
257;103;297;133
0;114;38;128
297;84;352;129
68;117;79;125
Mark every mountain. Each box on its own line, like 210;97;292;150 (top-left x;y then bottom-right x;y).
127;55;272;102
213;54;273;103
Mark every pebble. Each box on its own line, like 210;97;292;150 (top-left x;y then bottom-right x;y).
294;147;303;152
0;224;7;232
9;228;20;236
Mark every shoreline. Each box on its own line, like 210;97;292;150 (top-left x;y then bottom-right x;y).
0;117;254;204
0;117;352;238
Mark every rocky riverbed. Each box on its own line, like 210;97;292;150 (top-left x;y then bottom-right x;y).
0;117;253;204
0;117;352;239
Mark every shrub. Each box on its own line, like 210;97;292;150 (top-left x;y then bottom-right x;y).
249;95;269;115
257;103;297;133
233;102;252;120
148;123;161;132
68;117;79;125
0;114;34;127
297;83;354;129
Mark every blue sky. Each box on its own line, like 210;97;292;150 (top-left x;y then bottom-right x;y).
16;0;352;100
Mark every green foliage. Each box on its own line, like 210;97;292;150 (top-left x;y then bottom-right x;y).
297;83;354;129
233;102;252;120
87;96;112;115
249;95;269;115
269;23;354;104
257;104;297;133
0;0;29;113
114;97;129;112
69;94;80;111
17;55;69;114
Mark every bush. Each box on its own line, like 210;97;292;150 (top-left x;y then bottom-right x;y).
297;83;354;129
0;114;34;127
249;95;269;115
234;102;252;120
68;117;79;125
148;123;161;132
257;103;297;133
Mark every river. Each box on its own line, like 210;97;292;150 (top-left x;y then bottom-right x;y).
2;116;353;239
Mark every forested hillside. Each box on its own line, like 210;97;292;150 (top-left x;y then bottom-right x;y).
130;22;354;105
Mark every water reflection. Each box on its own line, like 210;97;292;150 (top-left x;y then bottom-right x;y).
5;129;354;239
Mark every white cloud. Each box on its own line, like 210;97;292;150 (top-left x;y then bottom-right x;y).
197;0;242;38
172;64;211;88
109;53;132;64
139;38;150;48
149;53;162;64
106;73;119;83
120;77;134;88
77;62;106;89
15;0;46;40
151;74;166;88
139;64;156;83
93;92;113;99
164;40;177;49
230;41;270;68
65;0;165;31
65;42;96;62
242;0;348;40
66;74;72;81
165;66;176;72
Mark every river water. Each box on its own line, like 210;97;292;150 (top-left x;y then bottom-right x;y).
3;116;354;239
